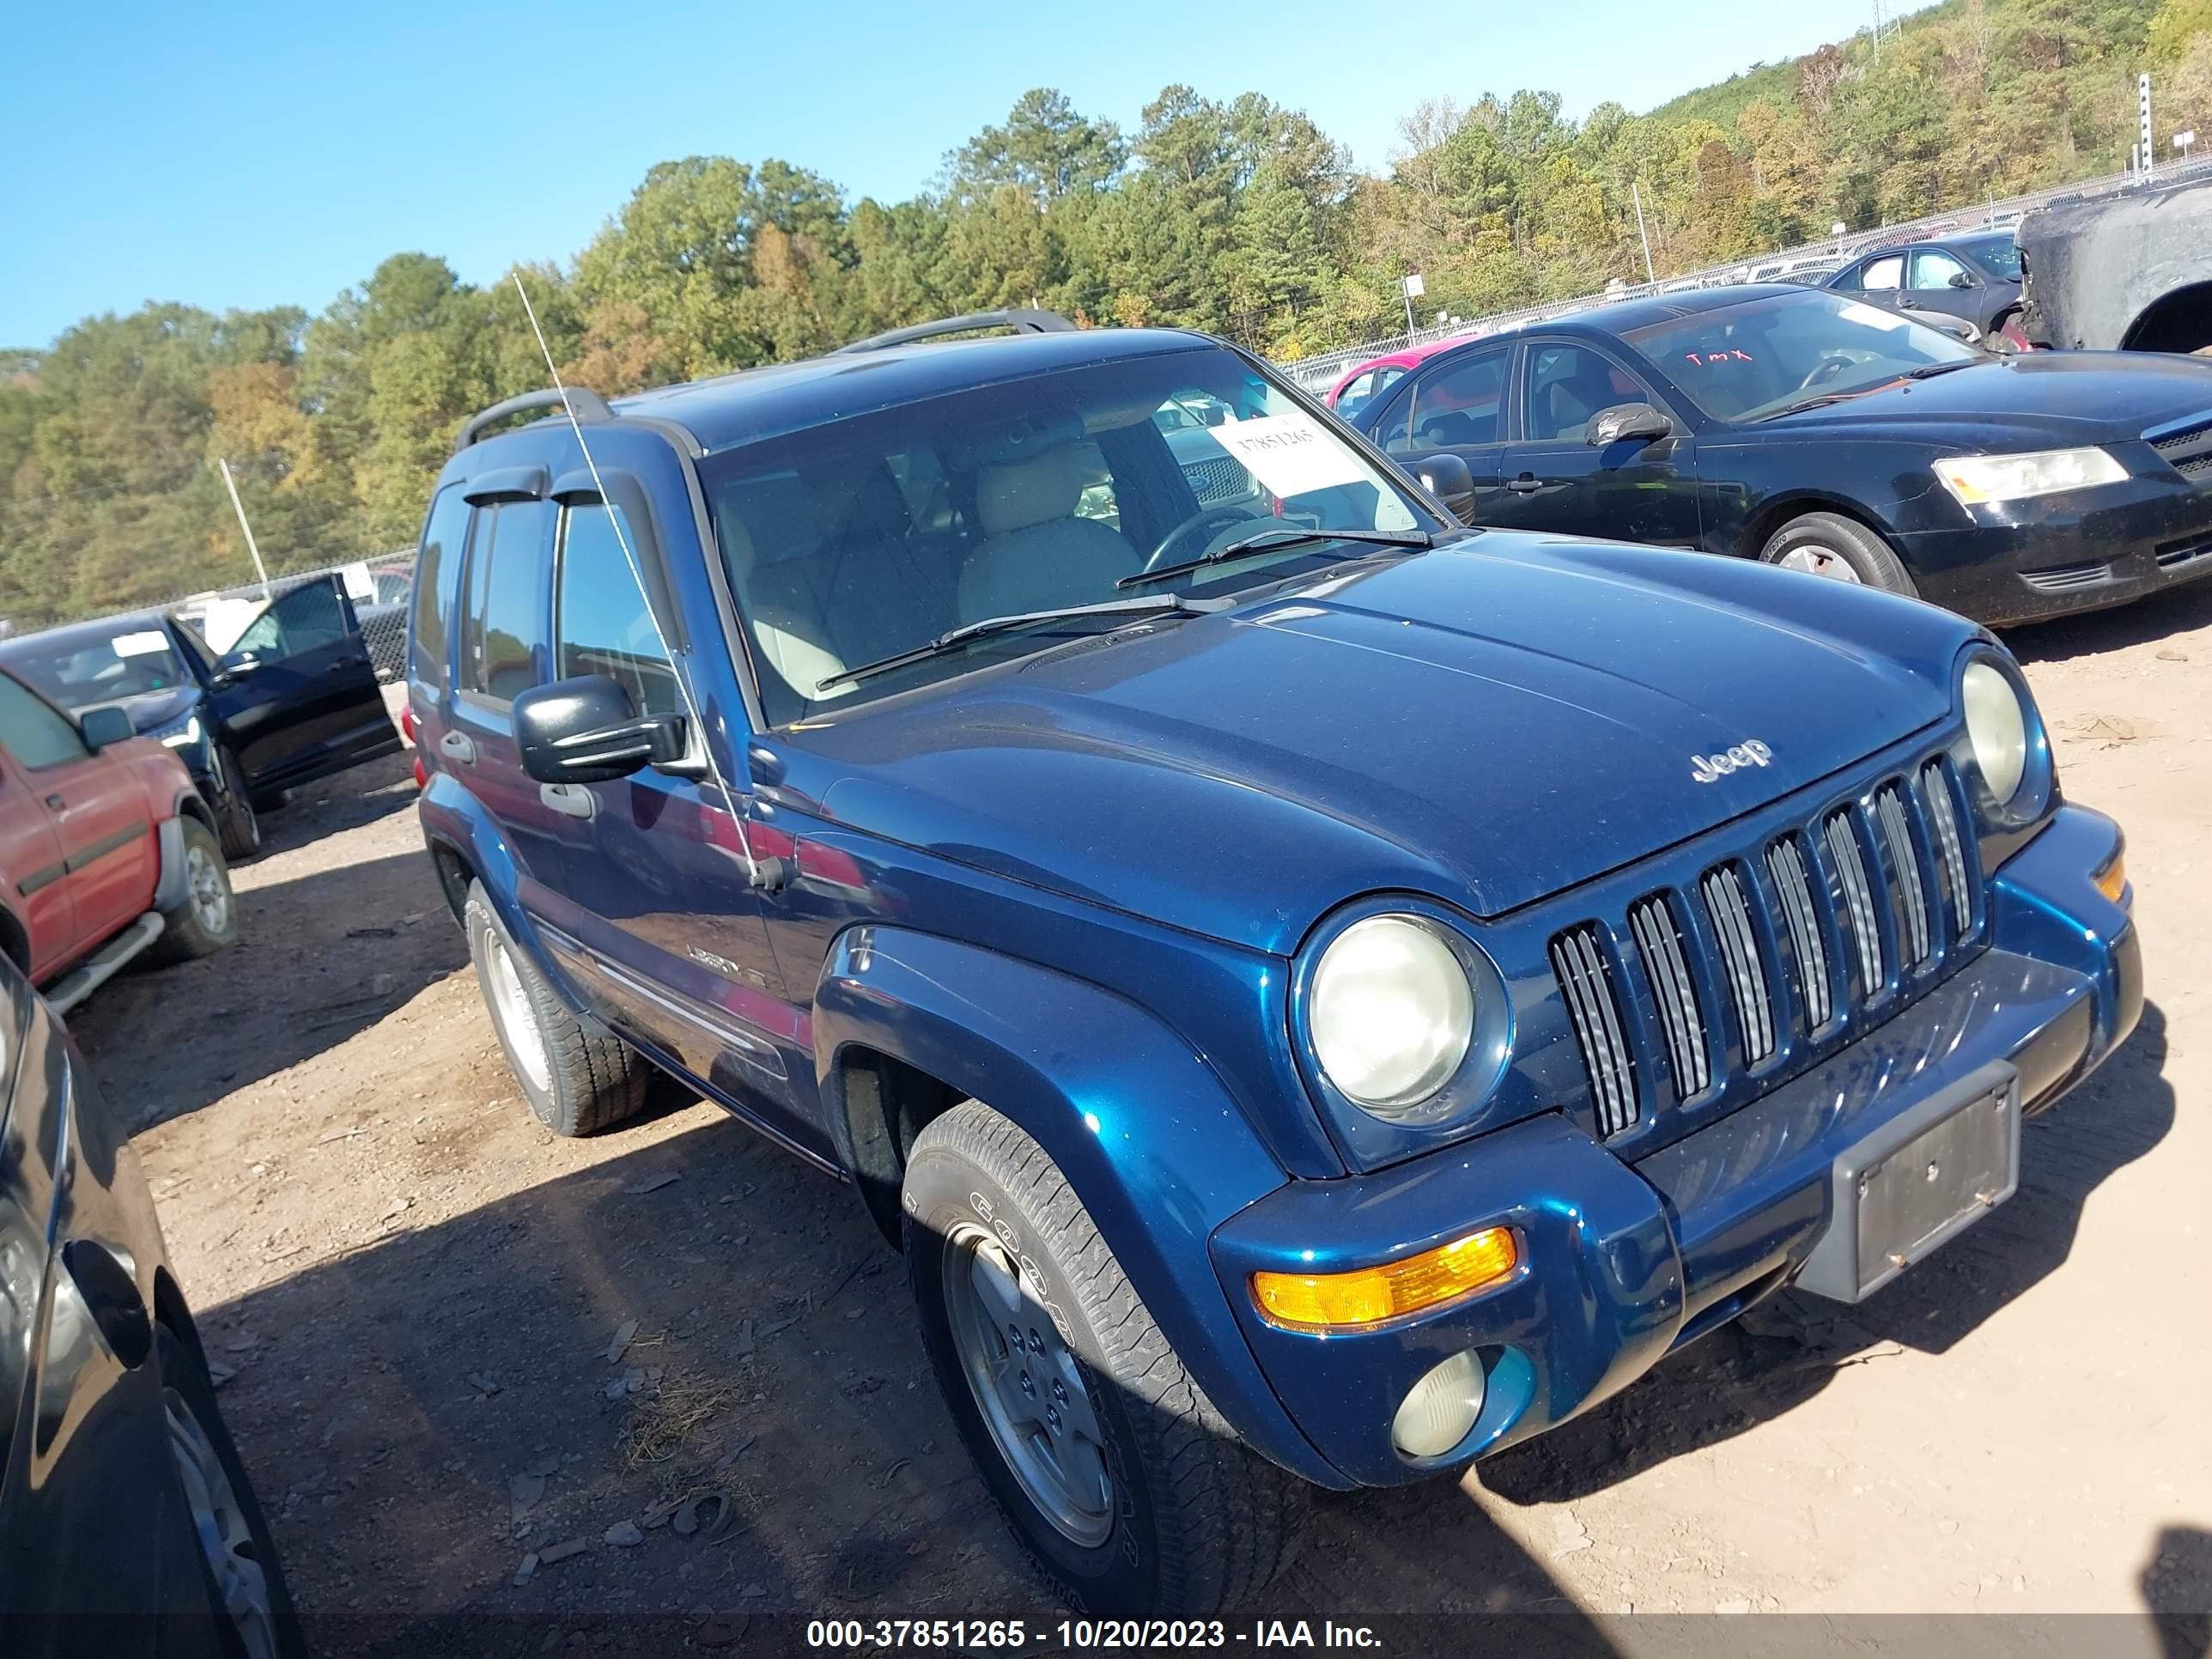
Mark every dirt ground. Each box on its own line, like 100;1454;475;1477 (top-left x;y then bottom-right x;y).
69;580;2212;1656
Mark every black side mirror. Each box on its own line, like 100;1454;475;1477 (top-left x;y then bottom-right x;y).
1948;270;1975;289
218;650;263;678
513;675;686;786
79;706;135;750
1411;452;1478;522
1586;403;1673;447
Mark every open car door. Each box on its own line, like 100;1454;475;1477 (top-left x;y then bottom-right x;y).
200;575;402;797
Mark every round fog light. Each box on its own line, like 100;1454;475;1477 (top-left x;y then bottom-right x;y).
1391;1350;1486;1460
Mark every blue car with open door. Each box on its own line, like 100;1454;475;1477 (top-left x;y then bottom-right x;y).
406;309;2141;1618
0;574;403;860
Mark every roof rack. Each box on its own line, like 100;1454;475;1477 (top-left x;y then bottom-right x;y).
830;309;1079;356
453;386;616;454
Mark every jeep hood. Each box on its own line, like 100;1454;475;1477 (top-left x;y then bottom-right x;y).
799;539;1972;956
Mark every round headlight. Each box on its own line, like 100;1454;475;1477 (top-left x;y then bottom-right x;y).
1963;659;2028;804
1310;915;1474;1113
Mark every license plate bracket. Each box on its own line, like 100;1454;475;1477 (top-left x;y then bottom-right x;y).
1797;1060;2021;1303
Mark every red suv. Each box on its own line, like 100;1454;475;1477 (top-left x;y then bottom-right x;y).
0;667;238;1012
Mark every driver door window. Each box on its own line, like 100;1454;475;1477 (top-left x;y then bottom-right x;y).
228;579;353;665
1523;345;1656;444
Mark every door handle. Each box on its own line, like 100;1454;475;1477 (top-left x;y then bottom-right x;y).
540;783;596;820
43;793;64;811
438;731;477;764
1506;475;1543;493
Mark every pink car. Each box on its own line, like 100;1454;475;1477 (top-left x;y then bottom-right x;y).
1324;334;1482;418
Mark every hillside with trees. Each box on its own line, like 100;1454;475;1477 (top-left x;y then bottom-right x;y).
4;0;2210;628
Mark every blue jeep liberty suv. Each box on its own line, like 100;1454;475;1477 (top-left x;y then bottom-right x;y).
406;310;2142;1618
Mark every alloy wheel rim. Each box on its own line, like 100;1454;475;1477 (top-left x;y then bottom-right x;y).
1777;544;1864;584
942;1221;1115;1548
165;1387;278;1659
185;844;230;935
485;936;551;1093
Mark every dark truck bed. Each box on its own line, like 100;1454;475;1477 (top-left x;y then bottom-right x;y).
2019;173;2212;354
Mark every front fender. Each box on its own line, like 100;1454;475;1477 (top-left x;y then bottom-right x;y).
811;926;1344;1486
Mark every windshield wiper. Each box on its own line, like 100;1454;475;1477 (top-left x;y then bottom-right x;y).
1119;526;1433;591
816;593;1231;693
1901;359;1978;380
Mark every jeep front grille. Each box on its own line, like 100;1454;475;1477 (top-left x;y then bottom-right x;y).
1548;753;1981;1138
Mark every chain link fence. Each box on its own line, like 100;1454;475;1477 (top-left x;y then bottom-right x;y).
1275;154;2212;395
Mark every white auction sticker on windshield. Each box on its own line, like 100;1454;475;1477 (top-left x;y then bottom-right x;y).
111;630;169;658
1209;414;1370;499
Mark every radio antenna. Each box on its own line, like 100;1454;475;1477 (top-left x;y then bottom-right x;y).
507;274;764;888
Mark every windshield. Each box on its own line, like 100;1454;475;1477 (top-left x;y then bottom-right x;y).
6;625;188;710
701;345;1431;721
1623;289;1979;423
1964;234;2022;279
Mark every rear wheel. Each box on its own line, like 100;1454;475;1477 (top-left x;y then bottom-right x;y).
464;880;647;1135
158;1322;305;1659
151;817;240;964
212;744;262;862
1759;511;1918;597
902;1101;1305;1617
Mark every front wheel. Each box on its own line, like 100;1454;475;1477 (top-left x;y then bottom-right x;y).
212;744;262;862
1759;510;1918;596
464;880;647;1135
902;1102;1305;1617
150;817;240;964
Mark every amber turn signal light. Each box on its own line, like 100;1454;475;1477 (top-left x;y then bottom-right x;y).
1250;1228;1519;1332
2095;854;2127;904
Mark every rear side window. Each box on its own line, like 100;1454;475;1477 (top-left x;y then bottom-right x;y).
555;504;680;716
411;486;469;691
0;672;90;770
462;501;553;703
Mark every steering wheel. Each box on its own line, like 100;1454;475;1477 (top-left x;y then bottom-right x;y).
1795;355;1856;393
1142;504;1263;574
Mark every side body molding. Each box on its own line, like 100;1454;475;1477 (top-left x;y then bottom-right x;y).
811;925;1345;1487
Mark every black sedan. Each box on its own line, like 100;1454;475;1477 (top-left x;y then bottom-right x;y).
1343;283;2212;625
1823;231;2027;350
0;955;301;1656
0;575;404;860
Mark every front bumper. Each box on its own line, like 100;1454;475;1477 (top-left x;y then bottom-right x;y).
1897;477;2212;624
1210;805;2139;1487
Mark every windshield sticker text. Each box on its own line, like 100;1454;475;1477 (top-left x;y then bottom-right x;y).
1210;414;1370;500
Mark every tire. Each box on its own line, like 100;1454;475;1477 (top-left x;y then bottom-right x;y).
464;880;647;1135
157;1322;307;1659
150;817;240;964
212;745;262;862
1759;510;1918;597
902;1101;1305;1618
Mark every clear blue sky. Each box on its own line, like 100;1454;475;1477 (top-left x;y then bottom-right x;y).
1;1;1880;349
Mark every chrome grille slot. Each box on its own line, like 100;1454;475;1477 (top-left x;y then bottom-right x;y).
1826;810;1885;994
1628;895;1709;1098
1875;786;1931;965
1549;927;1639;1136
1700;864;1774;1063
1921;760;1971;937
1765;836;1832;1029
